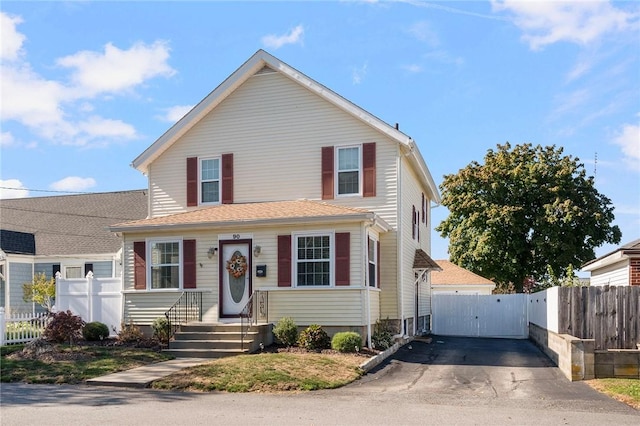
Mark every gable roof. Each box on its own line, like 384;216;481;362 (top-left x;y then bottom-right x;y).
581;238;640;271
0;190;148;256
0;229;36;255
431;260;495;287
131;49;440;203
110;199;388;233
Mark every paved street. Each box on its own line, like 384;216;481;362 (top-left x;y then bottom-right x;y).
2;337;638;425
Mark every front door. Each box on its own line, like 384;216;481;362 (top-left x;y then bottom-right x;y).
220;240;251;318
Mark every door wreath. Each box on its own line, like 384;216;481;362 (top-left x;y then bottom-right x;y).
226;253;248;278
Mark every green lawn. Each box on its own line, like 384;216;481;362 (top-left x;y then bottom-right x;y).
151;351;365;392
1;344;173;384
587;378;640;410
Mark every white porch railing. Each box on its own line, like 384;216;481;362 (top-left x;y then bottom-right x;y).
0;308;48;345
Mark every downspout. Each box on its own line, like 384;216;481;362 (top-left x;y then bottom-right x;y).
396;143;414;337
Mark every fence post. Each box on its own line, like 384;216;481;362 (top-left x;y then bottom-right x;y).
0;307;5;346
86;271;94;323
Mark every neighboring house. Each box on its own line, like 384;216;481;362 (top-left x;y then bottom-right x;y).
0;190;148;313
109;50;441;343
581;239;640;286
430;260;495;295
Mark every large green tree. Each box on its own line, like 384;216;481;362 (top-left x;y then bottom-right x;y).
436;143;621;292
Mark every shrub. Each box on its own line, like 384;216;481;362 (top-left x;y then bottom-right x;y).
152;317;170;344
82;321;109;341
117;321;144;343
272;316;298;347
331;331;363;353
43;310;85;344
298;324;330;351
372;317;394;350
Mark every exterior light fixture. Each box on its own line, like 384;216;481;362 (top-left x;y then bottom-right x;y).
207;247;218;259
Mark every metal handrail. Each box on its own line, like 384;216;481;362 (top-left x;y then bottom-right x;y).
164;291;203;342
240;290;268;351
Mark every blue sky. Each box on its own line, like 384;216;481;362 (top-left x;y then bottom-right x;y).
1;1;638;263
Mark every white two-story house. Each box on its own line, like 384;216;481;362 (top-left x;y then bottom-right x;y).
110;50;441;347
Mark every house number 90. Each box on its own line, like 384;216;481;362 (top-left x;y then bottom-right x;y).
232;234;241;240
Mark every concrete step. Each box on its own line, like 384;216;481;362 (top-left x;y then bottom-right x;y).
173;331;258;341
169;339;254;350
162;348;249;359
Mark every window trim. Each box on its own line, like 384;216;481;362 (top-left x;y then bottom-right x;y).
292;231;335;287
147;237;183;291
199;156;221;205
367;235;378;288
335;145;362;197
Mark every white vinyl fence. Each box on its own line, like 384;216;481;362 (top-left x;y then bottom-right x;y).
0;308;48;345
432;293;529;338
55;271;122;336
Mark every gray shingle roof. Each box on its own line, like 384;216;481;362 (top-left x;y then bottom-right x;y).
0;190;148;256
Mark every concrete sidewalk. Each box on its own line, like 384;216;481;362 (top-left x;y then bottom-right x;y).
85;358;210;388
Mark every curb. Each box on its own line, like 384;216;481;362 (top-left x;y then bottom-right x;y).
359;336;412;373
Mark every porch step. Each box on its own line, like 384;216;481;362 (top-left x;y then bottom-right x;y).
163;348;249;359
165;323;273;358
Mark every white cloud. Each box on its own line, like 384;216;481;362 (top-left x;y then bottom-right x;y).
0;13;25;61
261;25;304;49
0;179;29;199
407;21;440;47
50;176;96;192
160;105;193;123
0;12;175;148
612;121;640;172
402;64;423;73
57;41;176;97
352;62;368;85
0;131;15;147
492;0;640;50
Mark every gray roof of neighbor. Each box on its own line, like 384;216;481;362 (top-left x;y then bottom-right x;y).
582;238;640;268
0;190;148;256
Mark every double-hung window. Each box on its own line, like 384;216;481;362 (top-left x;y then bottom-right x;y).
149;239;181;289
200;157;220;204
337;146;361;196
294;233;333;286
368;237;377;288
65;266;83;279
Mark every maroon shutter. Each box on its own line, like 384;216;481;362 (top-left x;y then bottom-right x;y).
422;193;426;223
186;157;198;207
221;153;233;204
321;146;334;200
412;206;416;240
183;239;197;289
377;240;381;289
277;235;292;287
134;241;146;290
363;142;376;197
335;232;350;286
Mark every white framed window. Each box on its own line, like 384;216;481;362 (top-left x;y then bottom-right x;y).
294;232;334;287
336;145;361;196
200;157;221;204
65;266;83;279
149;238;182;290
368;236;377;288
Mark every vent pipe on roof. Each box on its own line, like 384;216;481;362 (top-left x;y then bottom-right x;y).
395;123;399;130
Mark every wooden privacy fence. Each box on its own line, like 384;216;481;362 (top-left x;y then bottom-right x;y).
558;286;640;350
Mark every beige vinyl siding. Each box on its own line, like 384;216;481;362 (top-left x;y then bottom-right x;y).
590;260;630;286
379;231;398;318
268;288;368;326
399;156;434;320
121;222;369;324
147;71;398;227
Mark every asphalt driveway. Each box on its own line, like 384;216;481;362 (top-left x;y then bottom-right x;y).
341;336;635;413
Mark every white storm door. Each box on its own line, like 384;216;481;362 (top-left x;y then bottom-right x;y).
220;241;251;317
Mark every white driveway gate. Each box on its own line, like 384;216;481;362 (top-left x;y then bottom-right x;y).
432;294;528;338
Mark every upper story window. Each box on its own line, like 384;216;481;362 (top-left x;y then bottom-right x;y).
337;146;361;196
200;157;220;204
149;239;182;290
368;236;377;288
294;233;333;287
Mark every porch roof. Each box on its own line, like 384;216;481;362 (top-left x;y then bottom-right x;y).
413;249;441;270
110;199;389;233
